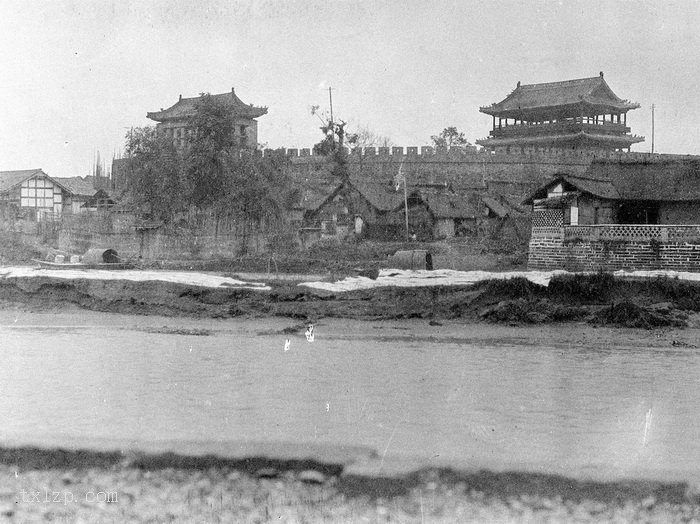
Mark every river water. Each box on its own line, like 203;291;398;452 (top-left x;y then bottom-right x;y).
1;311;699;481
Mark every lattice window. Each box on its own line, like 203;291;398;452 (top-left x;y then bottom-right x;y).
532;209;563;228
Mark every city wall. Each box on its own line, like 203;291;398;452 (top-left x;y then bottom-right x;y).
281;148;666;203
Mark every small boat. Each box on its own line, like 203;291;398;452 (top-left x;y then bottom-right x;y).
33;247;134;270
32;259;134;270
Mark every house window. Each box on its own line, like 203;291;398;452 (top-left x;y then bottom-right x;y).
617;202;660;224
569;197;579;225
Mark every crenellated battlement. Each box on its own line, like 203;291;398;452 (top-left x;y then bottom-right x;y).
260;145;681;164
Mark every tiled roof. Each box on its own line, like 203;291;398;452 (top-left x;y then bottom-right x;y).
481;195;511;218
0;169;72;193
147;90;267;122
592;158;700;201
481;74;639;116
54;176;97;196
294;172;482;220
524;157;700;203
0;169;43;192
524;173;619;204
477;132;644;148
296;181;341;211
349;177;405;212
416;189;479;219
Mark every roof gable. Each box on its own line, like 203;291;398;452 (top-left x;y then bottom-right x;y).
481;74;639;116
399;188;478;219
0;169;71;194
147;90;268;122
524;173;620;204
525;157;700;204
349;178;404;211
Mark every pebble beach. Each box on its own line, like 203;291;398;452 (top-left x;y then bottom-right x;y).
1;450;699;523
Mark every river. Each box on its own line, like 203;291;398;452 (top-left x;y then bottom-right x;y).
1;310;699;482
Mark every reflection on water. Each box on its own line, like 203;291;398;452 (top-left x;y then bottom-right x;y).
0;318;699;479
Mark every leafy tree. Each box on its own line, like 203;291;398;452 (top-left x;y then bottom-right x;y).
184;93;241;208
184;94;298;224
312;120;350;157
431;126;471;149
123;93;299;246
123;127;185;222
218;149;300;255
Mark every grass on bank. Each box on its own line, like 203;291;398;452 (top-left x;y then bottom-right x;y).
470;273;700;328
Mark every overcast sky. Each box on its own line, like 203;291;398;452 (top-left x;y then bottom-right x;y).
1;0;699;177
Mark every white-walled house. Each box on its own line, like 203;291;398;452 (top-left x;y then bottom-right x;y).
0;169;71;220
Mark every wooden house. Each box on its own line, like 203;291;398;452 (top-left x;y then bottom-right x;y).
525;156;700;272
525;157;700;227
54;176;102;213
0;169;72;220
300;176;486;241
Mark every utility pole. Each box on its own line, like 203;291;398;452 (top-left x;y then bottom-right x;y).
396;161;409;241
651;104;655;154
403;174;409;242
328;87;334;128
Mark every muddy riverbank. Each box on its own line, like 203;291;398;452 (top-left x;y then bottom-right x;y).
1;270;700;329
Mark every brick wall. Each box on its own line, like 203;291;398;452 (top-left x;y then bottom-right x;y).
528;225;700;272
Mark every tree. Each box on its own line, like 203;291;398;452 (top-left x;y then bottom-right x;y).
346;125;393;149
184;93;242;208
217;149;300;256
431;127;471;149
184;94;298;224
123;127;186;222
122;93;299;242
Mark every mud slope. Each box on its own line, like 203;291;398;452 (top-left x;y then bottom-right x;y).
0;273;699;328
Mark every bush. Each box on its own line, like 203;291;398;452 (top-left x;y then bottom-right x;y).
549;272;615;302
590;301;687;329
646;277;700;311
479;298;588;324
473;277;545;299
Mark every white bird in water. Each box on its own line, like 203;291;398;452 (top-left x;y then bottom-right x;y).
284;338;291;352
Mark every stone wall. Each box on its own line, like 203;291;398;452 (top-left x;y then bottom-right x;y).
57;211;274;261
528;225;700;272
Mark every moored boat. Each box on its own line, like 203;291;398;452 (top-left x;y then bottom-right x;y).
32;259;134;270
33;247;134;270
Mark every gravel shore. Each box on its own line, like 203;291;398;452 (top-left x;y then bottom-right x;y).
1;448;699;523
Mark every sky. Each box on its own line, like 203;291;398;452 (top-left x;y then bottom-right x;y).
1;0;700;178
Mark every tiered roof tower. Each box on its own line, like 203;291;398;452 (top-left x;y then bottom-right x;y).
478;72;644;153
